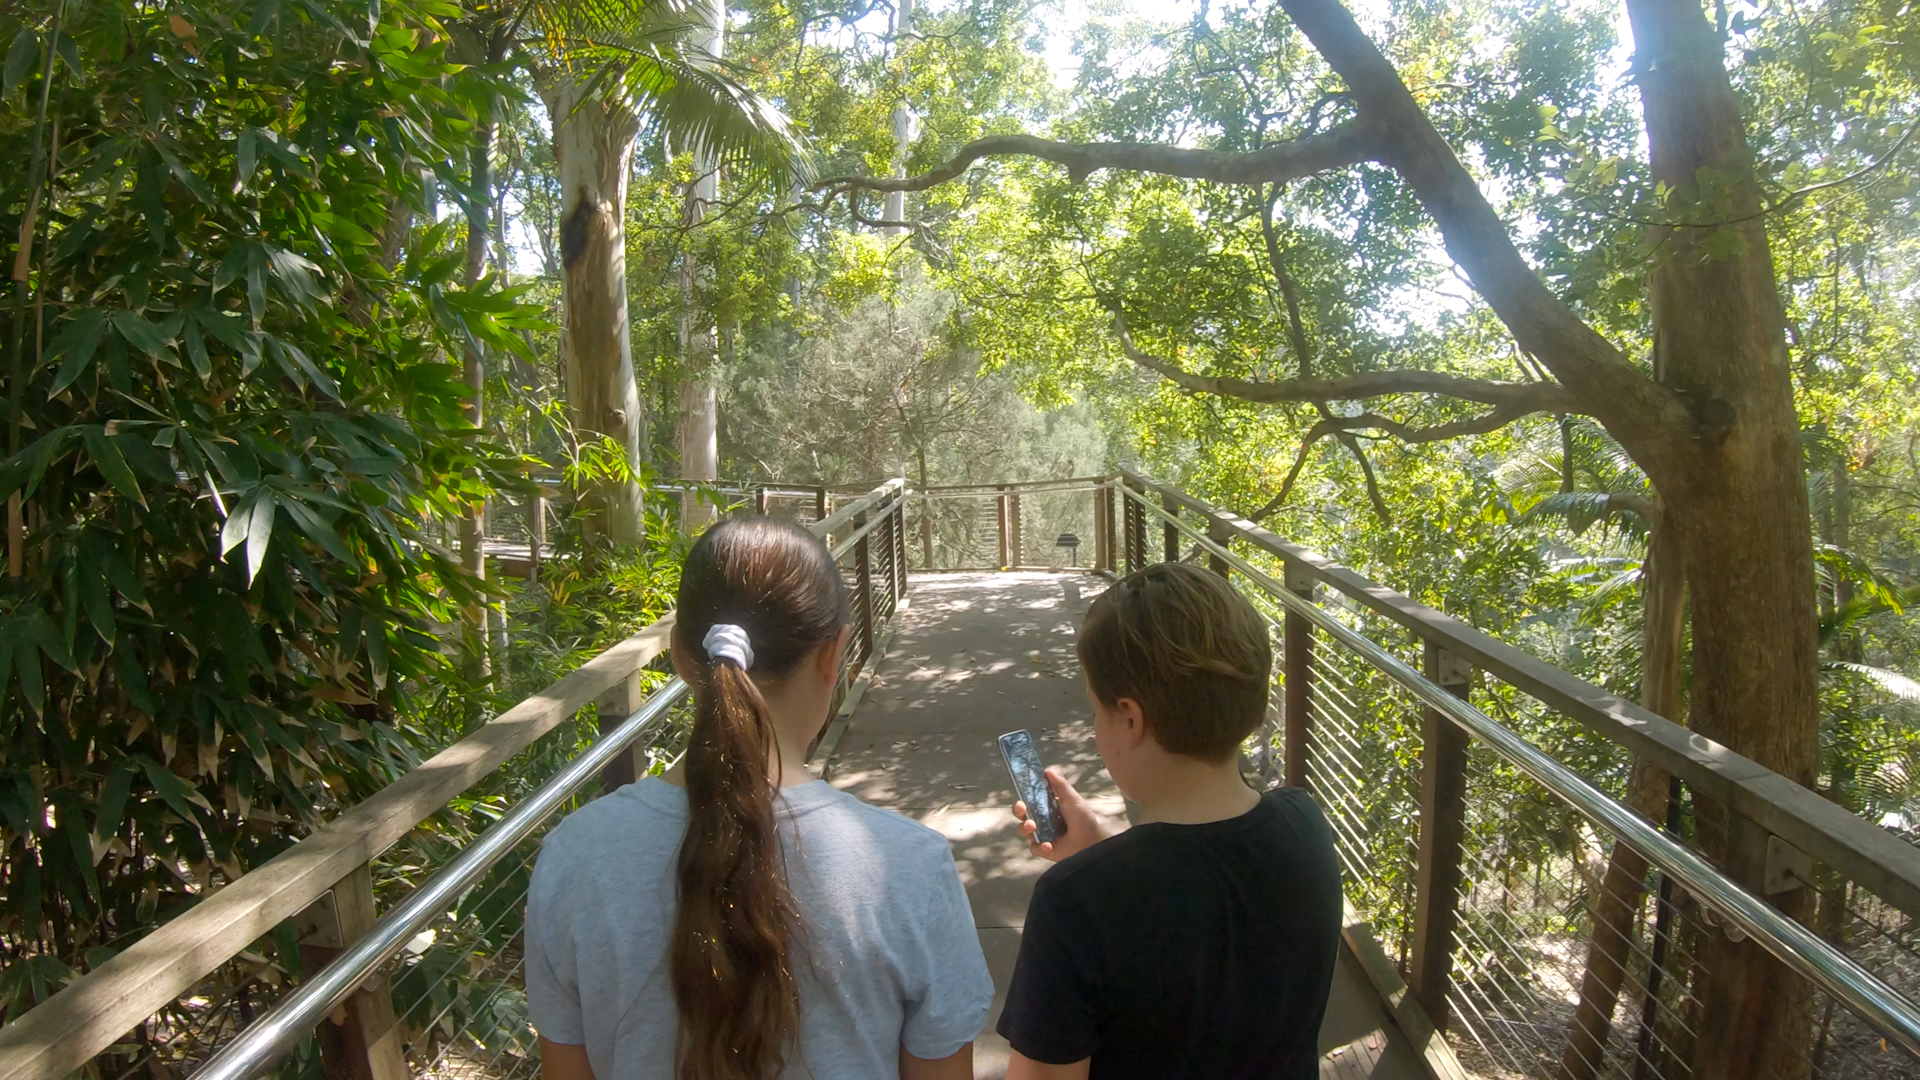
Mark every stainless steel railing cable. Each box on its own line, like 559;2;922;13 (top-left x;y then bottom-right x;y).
188;681;690;1080
1116;484;1920;1060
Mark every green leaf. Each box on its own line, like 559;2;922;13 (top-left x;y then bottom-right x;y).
137;757;212;823
1701;227;1747;261
3;30;37;98
82;428;147;508
45;309;108;395
245;488;277;584
236;128;259;188
109;310;173;359
94;760;136;851
281;496;355;564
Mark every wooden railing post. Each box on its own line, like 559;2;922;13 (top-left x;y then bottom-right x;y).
754;485;769;514
597;669;646;793
1009;491;1024;568
1409;642;1472;1031
1092;484;1110;573
919;493;934;570
855;508;875;666
1125;478;1148;573
996;487;1011;570
1283;560;1314;791
1161;492;1180;563
301;864;408;1080
886;495;903;602
529;492;547;583
1206;515;1232;578
814;486;828;522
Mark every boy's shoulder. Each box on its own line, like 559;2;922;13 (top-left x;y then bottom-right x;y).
1034;787;1329;898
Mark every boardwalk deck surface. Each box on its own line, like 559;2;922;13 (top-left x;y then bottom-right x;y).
825;572;1427;1079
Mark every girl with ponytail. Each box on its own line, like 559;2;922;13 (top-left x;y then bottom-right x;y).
526;517;992;1080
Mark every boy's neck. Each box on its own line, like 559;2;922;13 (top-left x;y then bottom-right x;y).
1129;751;1261;826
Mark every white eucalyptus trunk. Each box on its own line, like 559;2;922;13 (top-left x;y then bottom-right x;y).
677;10;724;531
538;74;647;546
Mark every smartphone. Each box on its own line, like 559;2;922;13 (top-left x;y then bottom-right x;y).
998;729;1068;845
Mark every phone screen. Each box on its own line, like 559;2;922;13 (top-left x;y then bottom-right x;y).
998;729;1067;844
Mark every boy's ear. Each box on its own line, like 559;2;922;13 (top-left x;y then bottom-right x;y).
1116;697;1151;749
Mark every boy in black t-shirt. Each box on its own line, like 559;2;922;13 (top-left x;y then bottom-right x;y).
1000;562;1342;1080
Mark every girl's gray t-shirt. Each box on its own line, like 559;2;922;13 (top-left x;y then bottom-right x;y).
525;776;992;1079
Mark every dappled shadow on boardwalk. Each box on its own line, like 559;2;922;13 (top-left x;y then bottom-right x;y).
827;571;1427;1080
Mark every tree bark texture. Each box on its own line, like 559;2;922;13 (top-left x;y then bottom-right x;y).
1623;1;1818;1074
459;102;495;680
540;76;647;547
1560;501;1685;1080
677;8;724;534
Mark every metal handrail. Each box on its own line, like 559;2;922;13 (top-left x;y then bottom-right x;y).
1117;482;1920;1059
188;681;690;1080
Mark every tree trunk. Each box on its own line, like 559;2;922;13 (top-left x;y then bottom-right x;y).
1623;0;1819;1075
1560;501;1685;1080
460;99;495;681
538;75;647;547
677;9;724;533
885;0;914;235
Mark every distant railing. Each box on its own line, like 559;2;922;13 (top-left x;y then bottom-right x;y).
1110;468;1920;1080
908;476;1115;572
0;480;910;1080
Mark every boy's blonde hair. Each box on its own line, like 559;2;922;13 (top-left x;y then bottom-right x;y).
1076;562;1273;762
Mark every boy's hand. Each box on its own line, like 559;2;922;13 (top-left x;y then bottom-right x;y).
1013;768;1107;862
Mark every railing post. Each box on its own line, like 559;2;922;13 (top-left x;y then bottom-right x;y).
1009;491;1024;568
1409;642;1472;1031
597;670;646;793
1282;560;1314;791
1206;515;1232;578
755;485;769;514
895;494;910;596
301;864;408;1080
997;487;1011;571
855;508;875;666
1091;484;1109;572
1125;478;1148;573
1161;493;1179;563
529;492;547;583
919;493;934;569
814;486;828;522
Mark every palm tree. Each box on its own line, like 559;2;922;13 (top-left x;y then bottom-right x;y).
524;0;807;544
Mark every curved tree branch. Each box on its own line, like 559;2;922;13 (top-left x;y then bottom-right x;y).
815;122;1378;193
1109;310;1578;413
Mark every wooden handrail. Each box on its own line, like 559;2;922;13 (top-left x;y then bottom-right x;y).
1116;466;1920;920
2;477;912;1080
0;618;676;1080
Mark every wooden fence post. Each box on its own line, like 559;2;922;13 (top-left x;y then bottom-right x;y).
1098;486;1113;572
754;485;769;514
920;494;934;570
814;486;828;522
996;488;1011;571
1207;515;1232;578
1409;642;1473;1031
302;864;408;1080
854;508;875;668
1162;493;1180;563
1009;492;1024;568
529;493;546;583
1283;560;1314;791
596;670;646;794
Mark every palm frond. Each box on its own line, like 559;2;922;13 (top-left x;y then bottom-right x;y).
1522;491;1646;540
522;0;811;187
1823;661;1920;704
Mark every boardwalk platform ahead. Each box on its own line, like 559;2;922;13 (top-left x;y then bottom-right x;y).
824;572;1426;1080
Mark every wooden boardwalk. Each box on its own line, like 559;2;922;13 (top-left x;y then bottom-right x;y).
824;572;1428;1080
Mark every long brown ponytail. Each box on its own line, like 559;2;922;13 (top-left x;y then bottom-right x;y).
670;516;848;1080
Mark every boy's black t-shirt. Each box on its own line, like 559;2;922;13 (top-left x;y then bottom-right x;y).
996;787;1342;1080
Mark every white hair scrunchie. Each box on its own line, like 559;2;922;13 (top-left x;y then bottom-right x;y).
701;623;755;670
